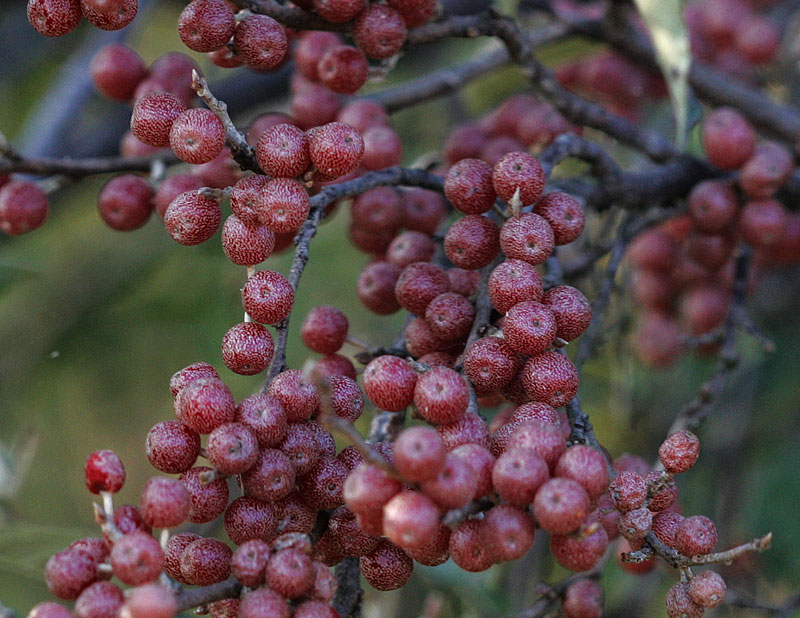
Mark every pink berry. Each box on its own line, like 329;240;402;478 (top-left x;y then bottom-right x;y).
177;0;235;53
383;490;441;550
492;447;550;506
666;582;704;618
362;355;417;411
233;14;289;70
393;426;446;483
241;269;295;325
703;107;756;170
140;476;191;528
163;190;222;246
554;445;609;499
492;151;545;205
231;539;271;588
413;366;469;425
688;570;726;608
0;180;49;236
658;430;700;474
268;370;320;423
221;215;274;266
45;548;99;599
542;286;592;342
675;515;718;556
260;178;310;233
267;548;315;599
175;377;236;434
241;448;296;502
179;466;229;523
110;531;164;586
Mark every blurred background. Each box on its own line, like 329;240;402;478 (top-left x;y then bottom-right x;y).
1;1;799;616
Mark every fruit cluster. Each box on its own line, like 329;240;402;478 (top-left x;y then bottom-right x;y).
631;107;800;367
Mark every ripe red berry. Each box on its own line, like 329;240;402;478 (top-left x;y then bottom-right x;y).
221;215;274;266
463;337;518;394
687;180;739;232
170;108;226;165
360;539;413;590
0;180;49;236
240;447;295;503
308;122;364;179
702;107;756;170
521;351;579;408
110;531;164;586
139;476;191;528
224;496;276;545
387;0;435;27
180;537;232;586
44;548;100;599
444;214;500;270
666;582;704;618
543;285;592;342
550;523;609;572
500;213;554;266
266;548;315;599
146;420;200;474
492;151;545;205
688;570;726;608
317;45;369;94
256;123;311;178
179;466;229;523
424;292;474;341
300;306;348;354
177;0;235;53
444;158;496;215
362;355;417;411
383;490;441;550
131;92;186;148
659;430;700;474
80;0;137;30
358;261;401;314
230;539;270;588
562;578;603;618
503;301;558;355
163;190;222;246
533;477;591;534
290;83;342;130
675;515;718;556
221;321;274;375
238;588;290;618
74;581;124;618
532;192;585;245
739;198;788;248
91;44;147;100
97;174;154;231
413;366;469;425
449;520;494;572
120;583;177;618
175;377;236;434
393;426;446;483
27;0;82;37
479;504;536;562
618;507;653;543
608;470;648;512
488;259;543;314
84;449;125;494
153;175;205;219
233;14;289;70
353;5;407;59
361;125;403;170
241;269;295;325
492;446;549;506
403;187;447;234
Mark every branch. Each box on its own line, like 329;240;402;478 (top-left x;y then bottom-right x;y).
0;151;174;177
174;577;242;612
332;558;363;618
191;71;261;173
232;0;349;31
687;532;772;567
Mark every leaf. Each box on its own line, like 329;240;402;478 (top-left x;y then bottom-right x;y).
633;0;692;150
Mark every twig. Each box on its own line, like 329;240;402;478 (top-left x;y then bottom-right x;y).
539;134;622;189
332;557;364;618
687;532;772;567
0;152;175;177
454;253;503;372
174;577;242;612
191;71;261;173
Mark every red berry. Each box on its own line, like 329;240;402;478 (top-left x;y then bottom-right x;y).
84;449;125;494
488;259;543;314
503;301;557;355
532;192;585;245
387;0;435;27
312;0;364;23
80;0;137;30
146;420;200;474
688;570;726;608
238;588;290;618
224;496;276;545
499;213;554;266
119;583;177;618
130;92;186;148
479;504;536;562
449;520;494;572
221;321;274;375
740;141;793;199
317;45;369;95
740;198;788;248
659;430;700;474
110;531;163;586
256;123;311;178
437;410;491;451
353;5;407;59
687;180;739;232
163;190;222;246
267;548;315;599
180;537;232;586
300;306;348;354
360;539;413;590
231;539;270;588
361;125;403;170
175;377;236;434
177;0;235;53
533;477;590;534
242;269;295;325
234;15;288;70
241;448;296;502
179;466;229;523
363;355;417;411
153;174;205;219
675;515;718;556
91;43;147;100
169;108;226;165
492;447;549;506
492;151;545;205
383;490;441;550
562;579;603;618
444;214;500;270
554;445;609;499
444;158;496;215
393;426;446;483
543;285;592;342
97;174;154;231
290;84;342;130
702;107;756;170
403;187;447;234
326;375;364;421
521;351;579;408
140;476;191;528
27;0;81;37
358;261;402;314
413;366;469;425
666;582;704;618
420;452;477;509
608;471;648;512
308;122;364;179
0;180;49;236
424;292;474;341
45;548;100;599
221;215;274;266
550;523;609;572
28;602;75;617
169;361;219;398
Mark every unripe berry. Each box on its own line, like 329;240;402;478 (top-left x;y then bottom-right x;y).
492;151;545;205
84;449;125;494
242;269;295;325
444;214;500;270
0;180;49;236
27;0;81;37
163;191;222;246
532;191;585;245
177;0;235;53
659;430;700;474
131;92;186;148
234;14;288;70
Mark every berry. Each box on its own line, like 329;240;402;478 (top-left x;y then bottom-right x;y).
360;540;414;590
169;361;219;398
403;188;447;234
675;515;718;556
175;377;236;434
499;213;554;266
224;496;276;545
740;141;793;199
425;292;474;341
235;393;288;448
146;420;200;474
351;187;404;233
687;180;739;232
119;583;177;618
343;462;402;520
562;579;603;618
234;15;289;70
387;0;435;27
444;214;500;270
353;5;407;59
362;355;417;411
488;259;543;314
140;476;191;528
464;337;518;394
533;192;585;245
97;174;154;231
740;198;788;248
502;301;557;355
543;286;592;342
238;588;290;618
395;261;449;315
635;312;683;367
295;30;341;80
28;603;74;618
179;466;229;523
205;422;258;474
666;582;704;618
109;505;151;539
84;449;125;494
702;107;756;170
177;538;231;587
437;411;491;451
163;190;222;246
317;45;369;94
268;370;320;423
230;175;269;228
0;180;50;236
386;230;435;268
326;375;364;421
688;570;726;608
280;423;323;475
297;456;348;510
383;490;441;550
27;0;82;36
241;448;296;502
479;504;536;562
221;321;274;375
492;151;545;205
450;443;495;498
492;447;549;506
301;306;348;354
393;426;446;483
169;108;226;165
308;122;364;179
521;351;579;408
290;84;341;130
154;175;205;218
449;520;494;572
420;452;477;509
242;269;295;325
45;548;99;599
414;366;469;425
221;215;274;266
618;507;653;543
267;549;315;599
231;539;270;588
130;92;186;148
550;523;609;572
256;123;311;178
80;0;137;30
177;0;235;53
652;510;685;549
533;477;591;535
659;430;700;474
91;44;147;100
110;531;164;586
554;445;609;499
608;471;648;512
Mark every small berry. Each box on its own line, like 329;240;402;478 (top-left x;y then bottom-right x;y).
554;445;609;500
550;523;609;572
242;270;295;325
231;539;270;588
0;180;49;236
659;430;700;474
502;301;557;355
91;44;147;101
97;174;154;231
543;286;592;342
360;539;413;590
241;448;296;502
479;504;536;562
363;355;417;412
449;520;493;572
234;15;289;70
424;292;474;342
140;477;191;528
353;5;407;59
317;45;369;94
179;466;229;523
110;531;164;586
267;549;315;599
688;570;726;608
421;453;477;509
393;426;446;483
702;107;756;170
383;490;441;550
301;306;348;354
444;214;500;270
146;420;201;474
500;213;554;266
175;377;236;434
308;122;364;179
361;125;404;170
666;582;704;618
170;108;226;165
533;192;585;245
130;92;186;148
492;151;545;205
521;351;579;408
238;588;290;618
562;579;603;618
414;366;469;425
608;471;648;512
27;0;81;37
84;449;125;494
488;259;543;314
163;190;222;246
153;174;205;219
177;0;235;53
492;447;549;506
224;496;276;545
256;123;310;178
675;515;718;556
533;477;590;535
45;548;99;599
80;0;137;30
221;321;274;375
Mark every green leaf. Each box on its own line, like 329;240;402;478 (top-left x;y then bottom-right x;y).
633;0;692;150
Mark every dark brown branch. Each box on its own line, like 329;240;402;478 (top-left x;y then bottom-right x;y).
454;253;503;373
175;577;242;612
332;558;364;618
231;0;349;31
0;152;175;177
262;167;444;386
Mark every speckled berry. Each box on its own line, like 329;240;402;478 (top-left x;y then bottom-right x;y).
362;355;417;411
666;582;704;618
659;430;700;474
464;337;518;394
80;0;137;30
238;588;290;618
414;366;469;425
110;531;163;586
533;477;590;535
0;180;49;236
317;45;368;94
689;570;726;608
242;269;294;325
492;447;549;506
146;420;200;474
163;190;222;246
179;466;229;524
444;214;500;270
360;539;413;590
543;286;592;342
449;520;493;572
91;43;147;101
608;471;648;513
131;92;186;148
178;0;235;53
492;151;545;205
500;213;554;266
45;548;100;600
234;14;288;70
550;523;609;572
353;4;406;59
488;259;543;314
521;351;579;408
267;369;320;422
224;496;276;545
532;192;585;245
175;377;236;434
562;578;603;618
27;0;81;36
84;449;125;494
